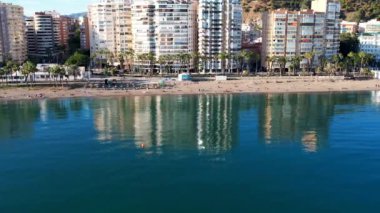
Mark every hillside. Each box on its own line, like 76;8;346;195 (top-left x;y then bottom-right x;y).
242;0;380;23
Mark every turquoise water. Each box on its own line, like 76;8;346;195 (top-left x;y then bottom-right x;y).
1;92;380;212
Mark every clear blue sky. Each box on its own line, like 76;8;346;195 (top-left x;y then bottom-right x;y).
7;0;92;16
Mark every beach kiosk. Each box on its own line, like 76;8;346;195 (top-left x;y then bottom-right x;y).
178;73;191;81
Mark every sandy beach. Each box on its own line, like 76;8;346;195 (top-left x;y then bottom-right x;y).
1;76;380;101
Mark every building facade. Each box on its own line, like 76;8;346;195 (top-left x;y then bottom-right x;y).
198;0;242;73
79;16;90;50
131;0;197;73
340;21;358;34
261;0;340;70
359;19;380;34
359;19;380;62
359;33;380;62
311;0;341;59
26;11;72;62
88;0;132;63
0;2;27;64
261;9;326;69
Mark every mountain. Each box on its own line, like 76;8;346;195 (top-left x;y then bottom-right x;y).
242;0;380;23
67;12;87;19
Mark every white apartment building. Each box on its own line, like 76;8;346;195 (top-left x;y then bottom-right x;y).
131;0;197;72
311;0;341;59
198;0;242;73
359;34;380;62
261;9;326;69
0;2;27;64
359;19;380;62
359;19;380;34
88;0;132;62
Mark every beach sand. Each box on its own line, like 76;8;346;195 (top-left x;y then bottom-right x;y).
1;77;380;101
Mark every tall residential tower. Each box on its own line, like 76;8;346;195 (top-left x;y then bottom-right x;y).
88;0;132;63
198;0;242;73
0;2;27;64
311;0;341;59
131;0;197;73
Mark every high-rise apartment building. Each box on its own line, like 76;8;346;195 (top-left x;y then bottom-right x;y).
0;2;27;64
311;0;340;59
26;12;60;61
198;0;242;73
58;15;77;48
88;0;132;62
79;16;90;50
261;0;340;69
261;9;326;68
131;0;197;72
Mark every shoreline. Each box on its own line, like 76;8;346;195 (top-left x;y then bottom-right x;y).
1;77;380;101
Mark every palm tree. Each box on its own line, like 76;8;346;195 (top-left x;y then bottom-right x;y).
304;51;315;74
243;51;255;74
212;54;219;73
147;52;155;75
66;65;79;80
191;52;199;73
290;56;302;75
277;56;287;76
332;53;343;73
358;51;367;71
266;56;275;76
358;51;374;73
318;55;327;75
158;55;167;74
50;65;64;86
125;48;135;74
178;53;192;73
118;51;126;71
348;51;358;73
218;52;228;74
22;61;37;85
199;55;210;73
233;52;245;74
253;52;260;74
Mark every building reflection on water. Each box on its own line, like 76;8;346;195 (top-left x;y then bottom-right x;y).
257;92;373;152
93;95;240;153
0;92;376;153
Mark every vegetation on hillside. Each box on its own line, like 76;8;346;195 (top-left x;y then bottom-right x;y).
242;0;380;22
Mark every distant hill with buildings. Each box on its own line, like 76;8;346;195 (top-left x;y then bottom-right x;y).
242;0;380;23
67;12;87;18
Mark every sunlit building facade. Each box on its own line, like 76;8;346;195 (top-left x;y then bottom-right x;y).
261;9;326;69
131;0;197;73
88;0;132;62
198;0;242;73
0;2;27;64
311;0;341;59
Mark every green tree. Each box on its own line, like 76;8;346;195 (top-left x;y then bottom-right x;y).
304;51;315;74
65;51;89;67
290;56;302;75
22;61;37;84
66;65;79;80
348;51;360;73
339;33;359;56
277;56;287;76
218;52;228;74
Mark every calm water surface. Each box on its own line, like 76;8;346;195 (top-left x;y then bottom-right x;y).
1;92;380;212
